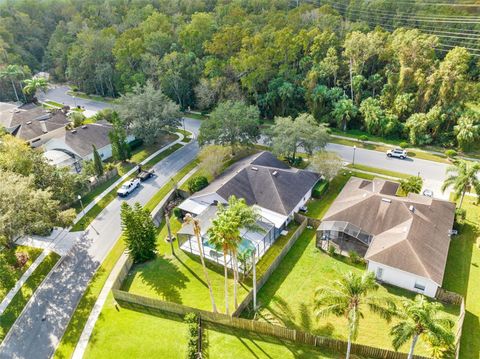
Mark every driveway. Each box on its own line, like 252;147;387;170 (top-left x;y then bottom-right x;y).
0;142;199;359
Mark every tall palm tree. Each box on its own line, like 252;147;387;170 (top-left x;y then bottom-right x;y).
314;271;394;359
390;295;454;359
207;209;238;315
223;195;261;310
441;160;480;208
23;77;48;97
184;214;217;313
0;64;24;102
332;98;358;131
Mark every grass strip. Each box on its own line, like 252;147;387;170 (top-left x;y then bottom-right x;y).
71;144;183;232
346;164;410;179
66;91;116;104
0;252;61;342
144;160;197;212
45;100;64;108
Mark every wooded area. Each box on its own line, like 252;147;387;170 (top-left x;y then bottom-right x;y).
1;0;479;149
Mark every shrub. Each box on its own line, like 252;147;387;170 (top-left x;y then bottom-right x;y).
348;250;362;264
104;162;116;172
445;149;457;158
399;141;409;149
184;313;199;359
285;156;303;167
455;207;466;222
128;138;144;151
173;207;183;220
15;252;29;269
327;244;336;256
312;180;329;198
187;176;208;193
359;135;368;142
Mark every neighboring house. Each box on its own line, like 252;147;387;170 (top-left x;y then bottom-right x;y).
317;177;456;298
177;151;320;268
0;102;69;147
43;120;134;172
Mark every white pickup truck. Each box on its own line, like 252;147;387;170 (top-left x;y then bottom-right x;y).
117;178;140;197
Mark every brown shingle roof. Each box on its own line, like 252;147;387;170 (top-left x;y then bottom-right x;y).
321;177;455;285
191;151;320;215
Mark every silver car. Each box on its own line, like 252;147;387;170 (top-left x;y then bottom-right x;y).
386;148;407;159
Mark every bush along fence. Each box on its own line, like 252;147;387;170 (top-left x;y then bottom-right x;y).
436;288;465;359
111;218;428;359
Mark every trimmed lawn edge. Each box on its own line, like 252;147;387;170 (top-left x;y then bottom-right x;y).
0;252;61;342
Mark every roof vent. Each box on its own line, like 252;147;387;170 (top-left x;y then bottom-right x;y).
71;129;77;134
251;166;258;171
409;205;415;213
272;170;278;176
26;121;32;125
381;198;391;203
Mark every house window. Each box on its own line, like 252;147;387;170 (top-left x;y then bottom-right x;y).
414;281;426;291
376;267;383;280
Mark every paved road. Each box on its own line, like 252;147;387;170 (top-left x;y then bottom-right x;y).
42;85;449;197
38;86;112;113
0;141;199;359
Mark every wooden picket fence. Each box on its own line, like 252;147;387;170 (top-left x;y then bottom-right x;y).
112;288;429;359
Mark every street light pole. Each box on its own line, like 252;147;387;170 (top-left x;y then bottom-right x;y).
72;95;77;108
352;145;357;166
78;195;99;235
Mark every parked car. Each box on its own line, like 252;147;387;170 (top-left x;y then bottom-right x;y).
422;189;434;197
117;178;140;197
386;148;407;159
137;168;155;181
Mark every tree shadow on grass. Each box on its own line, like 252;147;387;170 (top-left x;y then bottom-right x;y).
126;254;189;304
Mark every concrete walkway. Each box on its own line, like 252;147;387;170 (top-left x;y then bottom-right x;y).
71;165;199;359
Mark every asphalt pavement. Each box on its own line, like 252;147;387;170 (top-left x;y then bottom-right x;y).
0;141;199;359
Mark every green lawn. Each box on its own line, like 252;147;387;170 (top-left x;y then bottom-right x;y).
252;229;459;357
204;322;339;359
443;195;480;359
346;164;410;179
0;251;60;342
45;100;64;108
0;246;43;302
122;216;251;313
67;91;117;104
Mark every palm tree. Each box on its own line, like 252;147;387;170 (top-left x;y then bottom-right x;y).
223;195;261;310
441;160;480;208
314;271;394;359
454;112;479;151
0;64;24;102
207;209;238;315
23;77;48;97
332;98;358;131
390;295;454;359
399;176;423;195
184;214;218;313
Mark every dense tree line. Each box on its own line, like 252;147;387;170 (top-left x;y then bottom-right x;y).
1;0;479;150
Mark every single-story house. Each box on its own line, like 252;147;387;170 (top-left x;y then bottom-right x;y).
0;102;69;147
177;151;320;267
43;120;135;172
317;177;456;298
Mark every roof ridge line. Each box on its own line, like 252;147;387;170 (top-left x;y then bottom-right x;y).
405;238;432;279
266;168;287;214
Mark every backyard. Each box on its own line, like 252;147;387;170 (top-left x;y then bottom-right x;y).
443;195;480;359
251;229;459;356
83;295;341;359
